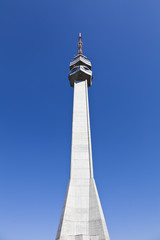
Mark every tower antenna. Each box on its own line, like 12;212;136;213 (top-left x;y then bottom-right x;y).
78;32;83;55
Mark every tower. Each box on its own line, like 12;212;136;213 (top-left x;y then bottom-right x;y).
56;33;110;240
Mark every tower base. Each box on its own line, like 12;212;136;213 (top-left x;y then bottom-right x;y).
56;179;110;240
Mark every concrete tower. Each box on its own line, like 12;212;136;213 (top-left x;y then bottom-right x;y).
56;34;110;240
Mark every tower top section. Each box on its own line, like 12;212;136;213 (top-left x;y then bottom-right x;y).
68;33;93;87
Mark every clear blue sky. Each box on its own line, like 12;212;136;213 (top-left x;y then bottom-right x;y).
0;0;160;240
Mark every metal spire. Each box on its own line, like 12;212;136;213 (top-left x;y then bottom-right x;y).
78;32;83;55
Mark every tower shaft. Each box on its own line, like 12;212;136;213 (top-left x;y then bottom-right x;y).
71;80;93;179
56;81;110;240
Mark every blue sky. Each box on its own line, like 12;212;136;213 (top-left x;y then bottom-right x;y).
0;0;160;240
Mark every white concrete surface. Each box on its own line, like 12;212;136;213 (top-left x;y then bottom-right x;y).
56;80;110;240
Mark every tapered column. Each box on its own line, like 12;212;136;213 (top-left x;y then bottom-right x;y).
70;80;93;179
56;80;110;240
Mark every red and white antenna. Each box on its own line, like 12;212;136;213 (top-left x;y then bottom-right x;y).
78;33;83;55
